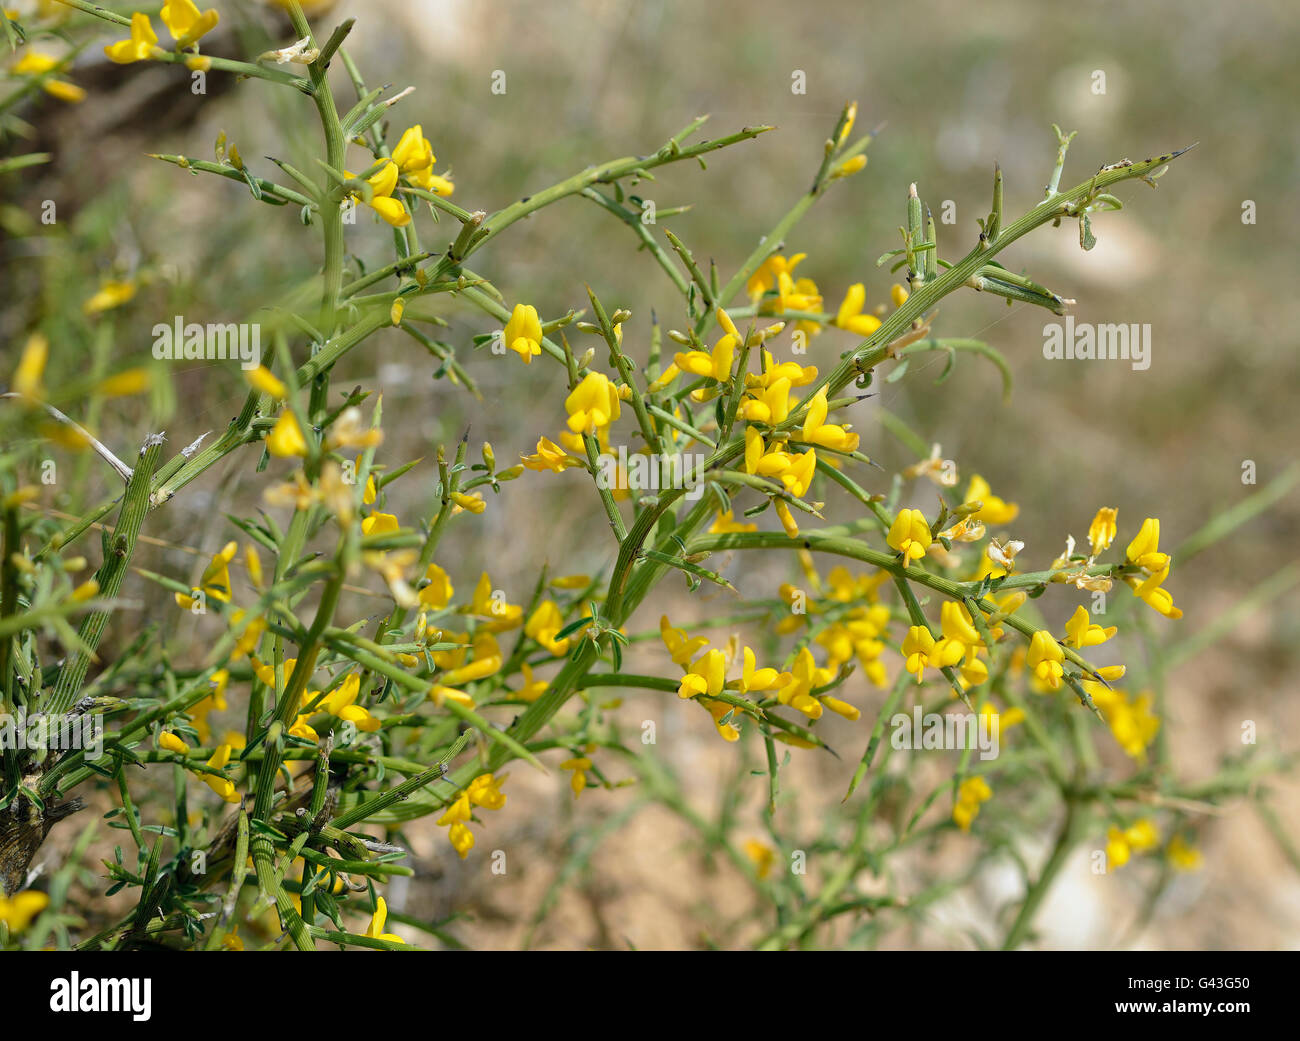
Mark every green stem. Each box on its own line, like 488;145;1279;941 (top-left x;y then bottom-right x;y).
1001;795;1084;949
48;437;162;715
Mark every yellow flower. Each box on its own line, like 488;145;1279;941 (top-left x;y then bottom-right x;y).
158;730;190;754
461;572;523;631
771;448;816;498
1126;566;1182;620
0;890;49;934
700;696;742;741
564;372;621;434
1167;835;1203;872
450;491;485;515
1125;517;1169;573
887;508;931;567
428;684;476;710
816;607;890;682
1122;519;1180;618
744;428;811;493
559;753;593;798
1105;820;1158;870
800;385;859;452
83;279;136;315
252;656;298;692
288;709;319;742
390;124;453;195
201;744;240;803
175;540;237;610
160;0;218;47
737;646;780;694
94;368;151;397
1106;826;1132;869
748;349;818;389
660;615;708;667
12;332;48;400
424;171;455;196
191;669;231;743
521;435;582;473
469;773;508;809
267;412;308;458
13;52;85;103
436;774;507;858
744;430;771;483
831;154;867;179
838;101;857;144
1126;819;1160;852
775;646;833;719
963;475;1018;525
503;303;543;364
776;270;822;316
744;839;776;879
940;601;983;648
348;160;410;227
362;897;405;945
747;252;806;302
1026;630;1065;691
959;647;989;689
525;599;570;655
952;776;991;832
244;544;264;590
679;648;727;699
673;333;735;383
1088;507;1118;555
317;673;381;733
709;509;757;534
1087;685;1160;760
901;625;963;683
978;701;1024;738
739;377;792;425
821;692;860;721
891;283;909;308
419;563;453;609
245;365;288;399
774;499;799;538
833;283;883;336
391;124;433;179
1064;604;1116;648
514;662;548;702
104;12;159;64
439;632;503;686
551;573;590;589
360;512;400;537
326;407;384;451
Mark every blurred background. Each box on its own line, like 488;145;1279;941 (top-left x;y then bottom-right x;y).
3;0;1299;948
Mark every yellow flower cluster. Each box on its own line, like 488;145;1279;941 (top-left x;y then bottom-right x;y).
1105;819;1159;869
952;776;992;832
436;773;507;858
104;2;219;64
